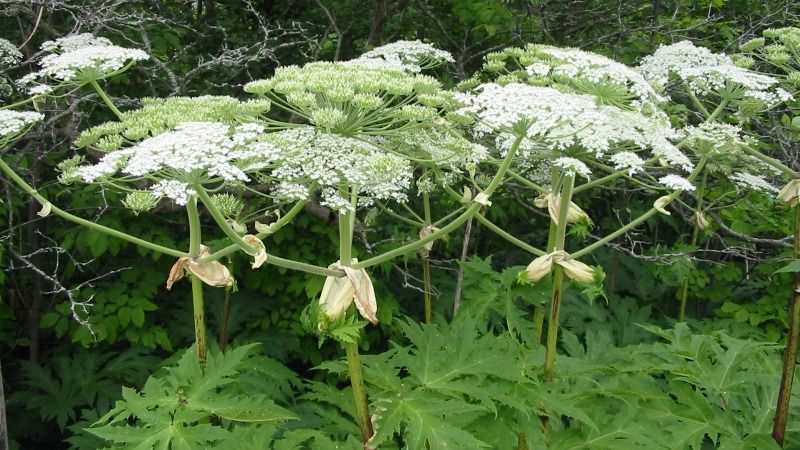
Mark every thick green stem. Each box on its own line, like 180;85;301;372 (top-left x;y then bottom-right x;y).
0;158;186;257
543;174;575;377
195;186;258;255
422;192;433;324
534;168;561;346
338;190;373;447
773;206;800;447
89;80;124;120
678;170;707;322
345;340;374;447
353;132;525;270
187;196;207;363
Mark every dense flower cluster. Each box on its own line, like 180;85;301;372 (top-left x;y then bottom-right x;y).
67;122;280;205
730;172;778;193
658;174;695;191
18;33;148;87
0;110;44;138
345;40;454;73
245;62;454;135
0;38;22;67
75;96;271;150
456;83;692;172
638;41;792;107
525;45;664;108
260;128;413;213
386;127;488;172
480;44;663;110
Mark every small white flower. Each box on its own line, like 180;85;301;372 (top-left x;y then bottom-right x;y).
610;151;645;175
638;40;787;107
659;174;695;191
553;157;591;178
0;110;44;138
730;172;778;193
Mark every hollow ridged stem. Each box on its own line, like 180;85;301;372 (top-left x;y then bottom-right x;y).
186;196;207;363
89;80;124;120
338;188;373;448
773;205;800;446
543;174;575;377
0;158;187;257
422;191;433;324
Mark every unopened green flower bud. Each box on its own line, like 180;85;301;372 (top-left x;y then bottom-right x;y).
456;78;480;91
740;37;765;52
352;93;383;110
57;155;85;184
240;99;271;115
122;191;159;215
310;107;347;129
397;105;437;121
122;126;148;141
484;60;506;73
731;55;755;69
243;79;274;95
788;71;800;86
286;91;316;108
96;135;124;152
496;73;522;85
767;52;791;64
209;193;244;218
327;86;355;103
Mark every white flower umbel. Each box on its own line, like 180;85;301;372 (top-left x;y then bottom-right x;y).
0;110;44;138
658;174;695;191
345;40;454;73
609;151;646;175
457;83;691;171
20;33;148;86
70;122;280;204
730;172;779;194
261;127;413;213
0;38;23;67
386;127;488;173
525;45;665;107
638;41;791;107
553;157;591;178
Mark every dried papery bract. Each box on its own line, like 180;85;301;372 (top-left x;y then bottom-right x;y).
318;261;378;326
524;251;595;284
166;246;234;290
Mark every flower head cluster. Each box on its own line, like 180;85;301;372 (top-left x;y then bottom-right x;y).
638;41;792;107
345;40;454;73
0;38;22;67
75;96;270;150
729;172;778;194
386;127;488;173
245;62;454;135
260;127;413;213
456;83;691;173
66;122;280;205
481;44;663;110
658;174;695;191
18;33;148;87
0;110;44;139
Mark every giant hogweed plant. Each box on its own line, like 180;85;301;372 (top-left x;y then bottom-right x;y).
0;37;500;447
2;33;800;448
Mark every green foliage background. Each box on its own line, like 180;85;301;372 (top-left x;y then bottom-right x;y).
1;1;799;448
